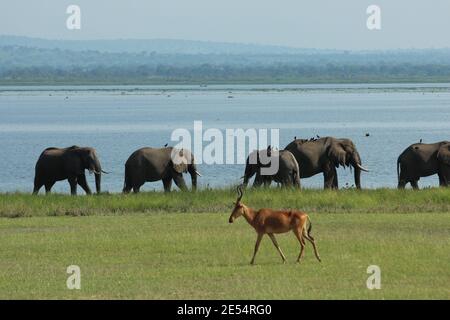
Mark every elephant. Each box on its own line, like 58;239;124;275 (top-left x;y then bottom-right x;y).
242;146;301;188
33;146;105;195
123;147;201;193
397;141;450;189
285;136;369;189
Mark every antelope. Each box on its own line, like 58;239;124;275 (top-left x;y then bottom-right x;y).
229;186;321;265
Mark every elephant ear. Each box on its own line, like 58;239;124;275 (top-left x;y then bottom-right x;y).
172;149;188;173
65;148;85;175
437;143;450;166
327;142;347;168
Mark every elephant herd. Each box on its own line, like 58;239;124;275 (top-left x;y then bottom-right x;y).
32;137;450;195
33;145;201;195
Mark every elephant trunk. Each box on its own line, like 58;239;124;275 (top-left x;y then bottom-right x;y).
92;158;102;194
351;151;364;189
242;159;258;188
189;165;199;191
242;173;250;188
354;166;361;189
95;172;101;194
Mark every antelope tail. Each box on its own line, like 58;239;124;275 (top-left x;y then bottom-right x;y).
306;215;313;236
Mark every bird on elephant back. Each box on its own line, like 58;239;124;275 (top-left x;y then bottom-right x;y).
242;145;301;188
284;136;369;189
33;146;107;195
123;147;202;193
397;141;450;189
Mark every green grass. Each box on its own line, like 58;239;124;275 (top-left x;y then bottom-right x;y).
1;188;449;218
0;212;449;299
0;189;449;299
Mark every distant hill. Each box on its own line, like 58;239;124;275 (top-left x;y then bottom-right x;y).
1;35;450;84
0;35;334;55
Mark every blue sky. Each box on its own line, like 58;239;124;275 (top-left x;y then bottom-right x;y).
1;0;449;49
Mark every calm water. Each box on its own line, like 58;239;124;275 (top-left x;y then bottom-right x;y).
1;84;449;193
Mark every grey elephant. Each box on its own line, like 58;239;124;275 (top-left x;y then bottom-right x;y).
33;146;105;195
397;141;450;189
123;147;201;193
285;137;368;189
242;146;301;188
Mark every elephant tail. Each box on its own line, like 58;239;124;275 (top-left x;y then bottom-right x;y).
293;156;301;189
293;168;301;189
123;165;131;193
397;157;401;183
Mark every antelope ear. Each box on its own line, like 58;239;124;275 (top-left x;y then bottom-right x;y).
327;142;347;168
437;143;450;166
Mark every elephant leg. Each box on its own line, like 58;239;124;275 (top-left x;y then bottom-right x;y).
411;180;419;190
280;175;292;188
77;174;92;195
397;180;406;189
323;169;334;189
123;178;132;193
33;178;44;195
280;179;289;188
68;177;78;195
132;183;142;193
163;177;173;192
253;173;263;188
173;173;188;191
438;173;448;187
332;169;338;189
44;181;55;194
263;178;271;188
253;179;263;188
123;186;131;194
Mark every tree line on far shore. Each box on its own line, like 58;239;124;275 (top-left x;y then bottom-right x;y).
2;45;450;84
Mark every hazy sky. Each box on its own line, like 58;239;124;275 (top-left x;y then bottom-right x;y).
1;0;449;49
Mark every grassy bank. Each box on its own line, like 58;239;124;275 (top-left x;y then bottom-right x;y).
0;188;449;218
0;212;449;299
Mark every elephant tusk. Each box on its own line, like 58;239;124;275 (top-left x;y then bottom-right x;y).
195;170;202;177
240;176;245;179
356;163;369;172
101;170;110;174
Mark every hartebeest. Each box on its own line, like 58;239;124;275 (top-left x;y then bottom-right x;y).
229;186;321;265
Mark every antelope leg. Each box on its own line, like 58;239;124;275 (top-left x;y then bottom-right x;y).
268;233;287;263
250;233;264;265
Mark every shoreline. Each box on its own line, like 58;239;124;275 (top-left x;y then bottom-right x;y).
1;188;449;218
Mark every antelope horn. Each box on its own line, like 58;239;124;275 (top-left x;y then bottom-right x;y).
356;163;369;172
195;170;202;177
237;185;243;202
